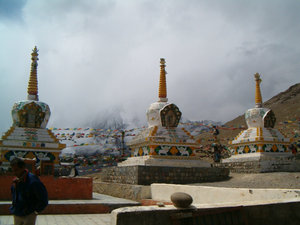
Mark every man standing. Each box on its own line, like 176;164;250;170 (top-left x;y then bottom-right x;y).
10;158;48;225
212;126;220;141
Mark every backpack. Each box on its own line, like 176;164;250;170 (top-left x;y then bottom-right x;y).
29;174;49;212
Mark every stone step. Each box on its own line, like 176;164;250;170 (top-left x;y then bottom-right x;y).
0;193;140;215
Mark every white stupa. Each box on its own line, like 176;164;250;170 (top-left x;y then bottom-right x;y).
223;73;299;172
0;47;65;172
119;58;209;167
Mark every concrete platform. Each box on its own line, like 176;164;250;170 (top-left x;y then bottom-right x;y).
151;183;300;204
111;199;300;225
0;193;140;215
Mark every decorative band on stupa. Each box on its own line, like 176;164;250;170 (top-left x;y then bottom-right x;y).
158;58;168;102
27;46;39;101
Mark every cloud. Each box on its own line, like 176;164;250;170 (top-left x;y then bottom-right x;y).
0;0;299;133
0;0;27;21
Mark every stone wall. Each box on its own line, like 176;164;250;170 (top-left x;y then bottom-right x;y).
100;166;229;185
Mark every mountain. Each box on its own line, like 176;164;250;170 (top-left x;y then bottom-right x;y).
197;83;300;147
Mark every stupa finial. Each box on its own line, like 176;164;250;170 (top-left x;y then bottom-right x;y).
158;58;168;102
254;73;262;108
27;46;39;101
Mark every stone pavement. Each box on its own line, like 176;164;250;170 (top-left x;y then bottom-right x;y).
0;193;140;224
0;214;111;225
0;193;140;215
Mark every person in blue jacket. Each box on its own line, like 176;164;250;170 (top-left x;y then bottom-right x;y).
10;157;48;225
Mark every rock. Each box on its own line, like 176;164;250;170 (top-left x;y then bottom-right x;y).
170;192;193;208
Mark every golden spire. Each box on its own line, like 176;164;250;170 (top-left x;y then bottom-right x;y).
158;58;167;102
27;46;39;101
254;73;262;108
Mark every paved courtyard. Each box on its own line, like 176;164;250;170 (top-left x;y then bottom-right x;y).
0;214;111;225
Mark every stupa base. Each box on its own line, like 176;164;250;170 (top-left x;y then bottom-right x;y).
117;155;211;168
100;156;229;185
217;152;300;173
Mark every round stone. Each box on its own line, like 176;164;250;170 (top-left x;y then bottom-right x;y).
170;192;193;208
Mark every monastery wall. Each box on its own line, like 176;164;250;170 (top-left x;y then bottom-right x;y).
0;176;92;200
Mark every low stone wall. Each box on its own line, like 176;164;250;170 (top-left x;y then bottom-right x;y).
213;161;262;173
111;200;300;225
93;182;151;201
100;166;229;185
216;157;300;173
0;176;92;200
218;153;300;173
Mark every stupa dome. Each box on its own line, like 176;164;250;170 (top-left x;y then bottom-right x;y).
146;101;168;127
12;100;50;128
245;108;276;128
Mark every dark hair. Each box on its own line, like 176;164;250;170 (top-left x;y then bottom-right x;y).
10;157;26;168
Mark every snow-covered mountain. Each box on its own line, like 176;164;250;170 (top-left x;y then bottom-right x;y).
51;119;223;156
50;127;142;156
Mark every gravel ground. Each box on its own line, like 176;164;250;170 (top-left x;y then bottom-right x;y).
191;172;300;189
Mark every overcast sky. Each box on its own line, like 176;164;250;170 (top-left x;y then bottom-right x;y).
0;0;299;132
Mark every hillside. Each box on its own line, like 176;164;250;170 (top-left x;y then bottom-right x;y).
197;83;300;147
